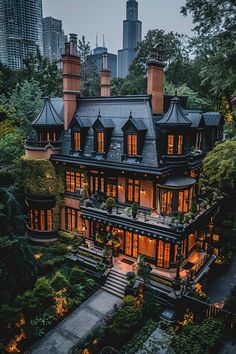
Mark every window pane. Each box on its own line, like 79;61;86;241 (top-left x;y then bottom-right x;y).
97;132;105;152
167;135;174;154
125;232;132;256
127;134;137;155
40;210;45;231
73;132;81;150
139;236;156;258
178;135;183;155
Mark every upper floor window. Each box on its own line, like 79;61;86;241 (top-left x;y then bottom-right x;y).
178;188;193;213
73;131;81;150
65;207;81;232
177;135;183;155
96;131;105;153
196;131;203;150
127;179;140;203
127;134;138;155
66;171;84;193
39;131;57;142
106;177;117;198
167;135;174;154
161;190;173;214
28;209;53;231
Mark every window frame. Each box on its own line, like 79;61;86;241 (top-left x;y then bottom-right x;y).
65;171;84;193
126;178;140;204
28;209;53;231
126;133;138;156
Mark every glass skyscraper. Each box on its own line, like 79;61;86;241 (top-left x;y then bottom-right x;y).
43;17;66;63
0;0;43;70
118;0;142;78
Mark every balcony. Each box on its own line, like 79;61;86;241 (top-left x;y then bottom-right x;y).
24;139;62;150
80;197;218;238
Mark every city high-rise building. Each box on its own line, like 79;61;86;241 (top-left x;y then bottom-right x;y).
118;0;142;78
43;17;66;62
88;44;117;78
0;0;43;70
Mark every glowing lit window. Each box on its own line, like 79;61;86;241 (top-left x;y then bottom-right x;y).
139;236;156;258
28;209;53;231
167;135;174;154
125;231;132;256
96;131;105;153
177;135;183;155
161;190;173;214
66;207;81;232
66;171;84;193
178;188;193;213
73;132;81;150
107;177;117;198
127;134;138;155
127;179;140;203
157;240;170;268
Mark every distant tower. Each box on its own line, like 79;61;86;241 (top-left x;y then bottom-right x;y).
43;17;66;62
0;0;43;70
118;0;142;78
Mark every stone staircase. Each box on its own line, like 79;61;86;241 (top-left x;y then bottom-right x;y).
101;268;128;298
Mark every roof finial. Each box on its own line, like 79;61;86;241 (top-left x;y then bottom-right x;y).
98;109;101;117
129;110;132;118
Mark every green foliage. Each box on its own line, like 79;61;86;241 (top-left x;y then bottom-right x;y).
131;203;138;213
172;318;223;354
0;119;16;137
202;140;236;199
29;311;57;338
126;272;136;285
33;278;55;309
78;35;100;97
142;294;162;320
19;48;62;97
123;295;136;307
52;243;68;256
105;197;116;208
67;284;86;306
224;121;236;139
120;320;158;354
69;266;86;284
107;305;142;337
50;271;69;292
0;304;21;328
15;290;39;318
190;201;198;214
10;79;42;123
0;131;24;164
22;157;58;197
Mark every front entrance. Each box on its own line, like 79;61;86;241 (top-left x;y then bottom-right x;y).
125;232;138;258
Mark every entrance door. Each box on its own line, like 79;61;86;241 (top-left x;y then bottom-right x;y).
125;232;139;258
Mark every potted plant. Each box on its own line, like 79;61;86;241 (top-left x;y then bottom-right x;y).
131;203;138;219
106;197;116;214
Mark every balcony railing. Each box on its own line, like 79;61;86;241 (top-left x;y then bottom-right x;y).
81;197;217;231
25;139;62;149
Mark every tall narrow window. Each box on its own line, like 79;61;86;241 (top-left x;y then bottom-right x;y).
73;132;81;150
177;135;183;155
40;210;45;231
107;177;117;198
196;132;202;150
157;240;170;268
66;171;84;193
28;209;53;231
47;210;52;231
161;190;173;214
96;131;105;153
127;179;140;203
66;207;81;232
127;134;138;155
167;135;174;154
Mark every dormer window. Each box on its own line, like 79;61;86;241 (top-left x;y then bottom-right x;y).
92;112;114;157
127;133;138;155
73;131;81;150
96;131;105;153
122;114;147;161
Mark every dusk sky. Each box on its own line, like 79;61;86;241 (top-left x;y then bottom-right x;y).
42;0;194;54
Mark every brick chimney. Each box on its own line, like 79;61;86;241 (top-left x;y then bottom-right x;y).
147;44;165;115
62;33;80;130
100;53;111;97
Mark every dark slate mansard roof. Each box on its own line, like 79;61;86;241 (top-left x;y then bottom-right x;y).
61;95;159;168
32;97;64;127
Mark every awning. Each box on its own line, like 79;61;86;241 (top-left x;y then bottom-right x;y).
158;175;196;188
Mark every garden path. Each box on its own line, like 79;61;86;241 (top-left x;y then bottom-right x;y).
205;253;236;304
26;289;122;354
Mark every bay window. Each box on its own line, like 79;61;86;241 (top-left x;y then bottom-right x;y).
28;209;53;231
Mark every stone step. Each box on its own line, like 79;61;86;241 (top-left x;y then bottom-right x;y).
102;283;125;298
106;276;128;288
149;280;172;295
107;274;128;286
110;269;127;278
101;286;124;299
106;279;127;292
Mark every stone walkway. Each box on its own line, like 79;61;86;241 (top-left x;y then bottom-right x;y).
205;253;236;304
26;289;122;354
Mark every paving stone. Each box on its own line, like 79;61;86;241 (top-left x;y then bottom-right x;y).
27;290;122;354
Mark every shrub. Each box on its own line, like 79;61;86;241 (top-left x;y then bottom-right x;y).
124;295;136;307
67;284;85;306
84;278;96;291
69;266;85;284
29;311;57;338
58;230;74;243
33;278;54;308
107;305;142;337
120;319;157;354
51;271;69;292
142;294;162;320
105;197;116;208
15;290;39;318
126;272;136;285
131;203;138;213
52;243;67;256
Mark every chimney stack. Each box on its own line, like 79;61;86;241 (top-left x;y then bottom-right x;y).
100;53;111;97
62;33;80;130
147;44;165;115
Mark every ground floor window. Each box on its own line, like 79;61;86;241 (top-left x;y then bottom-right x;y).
157;240;170;268
65;207;82;232
28;209;53;231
